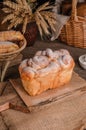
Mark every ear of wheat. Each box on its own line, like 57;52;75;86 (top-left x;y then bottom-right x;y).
2;0;57;38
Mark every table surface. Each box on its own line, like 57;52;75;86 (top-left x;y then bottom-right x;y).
0;39;86;130
0;7;86;130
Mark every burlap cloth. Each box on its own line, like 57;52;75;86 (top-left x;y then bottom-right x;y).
0;92;86;130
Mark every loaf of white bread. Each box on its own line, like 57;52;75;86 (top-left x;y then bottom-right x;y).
19;48;75;96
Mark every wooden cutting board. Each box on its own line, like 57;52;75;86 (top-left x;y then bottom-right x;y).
10;72;86;109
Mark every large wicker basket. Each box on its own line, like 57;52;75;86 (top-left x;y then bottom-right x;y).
59;0;86;48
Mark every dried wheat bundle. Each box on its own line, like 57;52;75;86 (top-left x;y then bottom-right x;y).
2;0;57;38
2;0;33;34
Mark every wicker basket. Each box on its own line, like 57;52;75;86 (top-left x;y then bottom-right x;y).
59;0;86;48
0;31;27;61
0;31;27;82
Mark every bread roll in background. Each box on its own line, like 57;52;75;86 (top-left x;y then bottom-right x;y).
19;48;75;96
0;41;19;54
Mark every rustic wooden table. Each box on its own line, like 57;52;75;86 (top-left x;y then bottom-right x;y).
0;39;86;130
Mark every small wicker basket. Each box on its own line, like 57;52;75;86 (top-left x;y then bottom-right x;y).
59;0;86;48
0;30;27;82
0;31;27;61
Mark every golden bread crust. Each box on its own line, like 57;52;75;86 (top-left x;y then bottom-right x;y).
19;48;75;96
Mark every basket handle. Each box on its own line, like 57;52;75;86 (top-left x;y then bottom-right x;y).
71;0;78;21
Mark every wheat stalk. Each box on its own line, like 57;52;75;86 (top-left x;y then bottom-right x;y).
37;2;49;12
35;11;50;37
35;13;43;37
9;17;23;28
8;18;17;29
38;12;49;34
22;16;28;34
41;11;57;20
2;8;12;13
41;11;57;32
16;0;23;5
2;14;15;24
41;5;54;10
3;1;21;11
34;2;57;37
